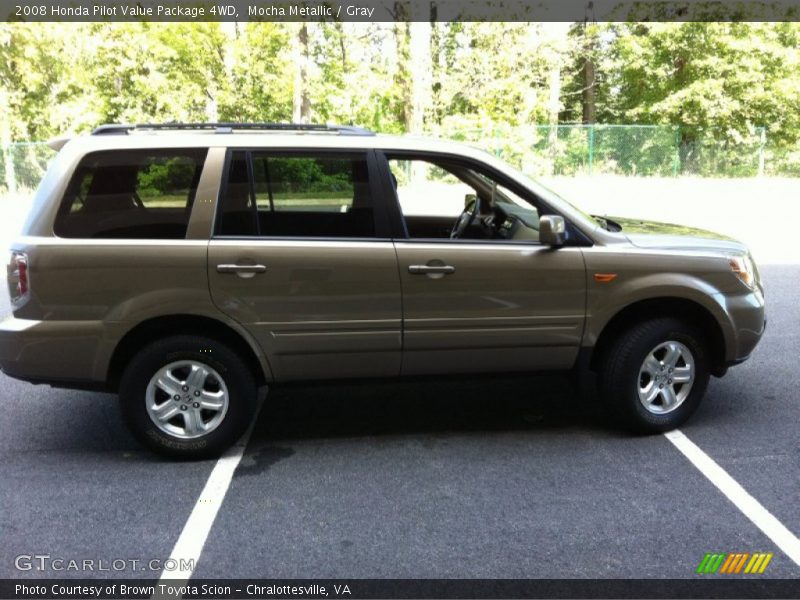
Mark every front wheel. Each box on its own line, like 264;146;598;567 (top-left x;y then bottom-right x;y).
599;318;710;432
119;335;257;459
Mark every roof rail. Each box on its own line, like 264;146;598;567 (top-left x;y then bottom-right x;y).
91;122;375;136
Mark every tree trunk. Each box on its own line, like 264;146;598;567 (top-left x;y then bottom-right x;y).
408;21;431;135
205;92;218;122
429;6;441;128
581;22;596;124
1;144;15;194
0;91;16;193
335;22;354;124
547;61;561;174
337;23;347;73
393;3;412;132
393;2;431;135
292;23;312;123
215;22;237;121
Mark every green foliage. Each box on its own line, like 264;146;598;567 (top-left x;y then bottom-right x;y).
308;23;399;129
585;22;800;175
262;157;352;196
219;23;293;122
2;21;800;179
136;157;198;198
432;23;558;127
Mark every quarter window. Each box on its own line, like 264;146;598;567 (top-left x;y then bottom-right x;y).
55;149;207;239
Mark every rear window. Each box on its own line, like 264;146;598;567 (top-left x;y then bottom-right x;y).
54;149;207;239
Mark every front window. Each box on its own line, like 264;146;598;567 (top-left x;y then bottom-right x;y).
387;156;542;242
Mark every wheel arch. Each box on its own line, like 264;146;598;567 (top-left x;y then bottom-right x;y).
587;297;728;377
106;314;271;391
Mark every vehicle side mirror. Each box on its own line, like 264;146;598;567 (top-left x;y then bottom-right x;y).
464;193;478;209
539;215;567;246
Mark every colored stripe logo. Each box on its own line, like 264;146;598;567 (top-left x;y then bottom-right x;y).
697;552;773;574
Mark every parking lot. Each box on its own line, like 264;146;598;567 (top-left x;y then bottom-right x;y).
0;263;797;581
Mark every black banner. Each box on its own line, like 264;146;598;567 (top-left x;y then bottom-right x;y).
2;579;800;599
2;0;800;22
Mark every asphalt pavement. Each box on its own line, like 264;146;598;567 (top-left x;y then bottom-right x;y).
0;265;797;581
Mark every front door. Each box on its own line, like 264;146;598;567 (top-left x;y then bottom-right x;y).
208;149;402;381
384;154;586;375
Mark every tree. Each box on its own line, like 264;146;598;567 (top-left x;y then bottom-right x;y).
598;22;800;173
580;22;598;124
220;22;293;122
392;3;413;131
0;23;94;139
292;23;312;123
435;23;563;128
3;19;800;177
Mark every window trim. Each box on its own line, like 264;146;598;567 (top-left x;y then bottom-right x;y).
212;147;392;241
375;150;593;247
244;150;261;236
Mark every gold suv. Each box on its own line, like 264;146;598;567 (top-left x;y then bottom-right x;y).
1;123;766;458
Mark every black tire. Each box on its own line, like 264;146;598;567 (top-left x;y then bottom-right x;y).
599;317;710;433
119;335;257;459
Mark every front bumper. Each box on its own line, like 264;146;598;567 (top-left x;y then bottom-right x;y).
715;286;766;366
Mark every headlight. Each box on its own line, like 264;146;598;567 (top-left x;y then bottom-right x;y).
729;255;756;289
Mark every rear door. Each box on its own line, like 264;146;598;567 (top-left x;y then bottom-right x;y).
208;149;402;381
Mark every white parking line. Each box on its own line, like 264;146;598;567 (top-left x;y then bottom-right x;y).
157;398;264;588
664;429;800;566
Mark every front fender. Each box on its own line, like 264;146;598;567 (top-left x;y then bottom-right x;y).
582;270;736;359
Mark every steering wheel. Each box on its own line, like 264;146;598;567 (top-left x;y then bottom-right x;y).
450;196;481;239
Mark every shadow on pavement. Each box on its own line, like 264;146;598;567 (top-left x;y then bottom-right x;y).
249;373;615;445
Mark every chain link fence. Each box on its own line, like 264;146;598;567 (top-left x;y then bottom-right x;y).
1;125;798;194
445;124;798;178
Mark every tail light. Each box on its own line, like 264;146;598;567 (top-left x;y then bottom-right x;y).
9;251;29;303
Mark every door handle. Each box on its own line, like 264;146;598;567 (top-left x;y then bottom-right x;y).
216;264;267;274
408;264;455;275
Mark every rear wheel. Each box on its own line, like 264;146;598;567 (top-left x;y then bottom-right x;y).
599;318;710;432
119;335;257;459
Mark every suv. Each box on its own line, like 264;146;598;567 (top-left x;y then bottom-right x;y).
1;123;766;458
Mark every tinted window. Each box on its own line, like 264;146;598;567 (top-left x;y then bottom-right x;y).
55;149;207;239
216;151;375;238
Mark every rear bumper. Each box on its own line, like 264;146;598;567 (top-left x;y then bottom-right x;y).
0;316;107;385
